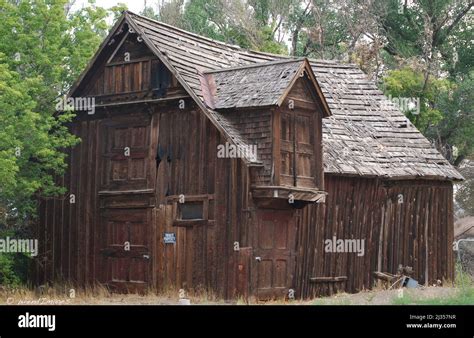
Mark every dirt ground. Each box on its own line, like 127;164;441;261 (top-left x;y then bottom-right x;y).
0;286;461;305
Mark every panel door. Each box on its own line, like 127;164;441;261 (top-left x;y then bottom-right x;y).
100;208;151;293
100;117;151;191
253;210;297;300
280;110;316;188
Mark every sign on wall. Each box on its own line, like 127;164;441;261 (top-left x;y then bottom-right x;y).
163;232;176;244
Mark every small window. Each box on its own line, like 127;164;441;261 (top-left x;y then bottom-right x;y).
179;202;204;220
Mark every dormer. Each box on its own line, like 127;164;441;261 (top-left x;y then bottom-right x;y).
200;59;331;208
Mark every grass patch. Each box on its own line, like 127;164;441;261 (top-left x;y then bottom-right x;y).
393;263;474;305
392;287;474;305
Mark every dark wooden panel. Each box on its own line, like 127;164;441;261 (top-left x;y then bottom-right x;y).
100;208;152;293
100;116;151;191
295;176;455;299
253;210;296;300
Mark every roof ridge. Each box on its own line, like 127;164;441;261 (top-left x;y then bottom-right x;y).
126;11;246;50
71;11;462;181
204;58;305;73
125;11;359;69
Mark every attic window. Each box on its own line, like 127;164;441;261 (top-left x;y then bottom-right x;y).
179;202;204;220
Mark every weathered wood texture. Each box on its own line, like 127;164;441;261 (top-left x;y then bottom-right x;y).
74;25;187;106
203;60;303;109
34;12;457;301
35;158;455;299
34;102;252;299
294;175;454;299
125;12;462;181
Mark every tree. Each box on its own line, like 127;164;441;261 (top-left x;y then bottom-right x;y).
382;67;473;166
378;0;473;86
456;156;474;217
0;0;110;225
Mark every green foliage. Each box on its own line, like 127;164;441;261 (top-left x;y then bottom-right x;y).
257;26;287;54
431;74;474;163
182;0;228;42
0;0;109;223
382;68;473;165
292;0;351;59
144;0;288;53
0;229;30;287
382;68;444;132
0;57;76;219
0;254;21;287
456;155;474;216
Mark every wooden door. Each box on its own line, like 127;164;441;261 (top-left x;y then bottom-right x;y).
253;210;297;300
295;112;315;187
280;110;315;188
98;116;154;293
100;208;151;293
100;118;152;191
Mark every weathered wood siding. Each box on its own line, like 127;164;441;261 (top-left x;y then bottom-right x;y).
294;175;454;299
35;152;455;299
34;102;252;299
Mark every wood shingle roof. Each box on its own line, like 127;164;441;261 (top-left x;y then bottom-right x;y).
84;11;464;181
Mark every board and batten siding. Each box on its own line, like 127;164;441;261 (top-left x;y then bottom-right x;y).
36;163;455;299
295;175;454;299
34;102;252;299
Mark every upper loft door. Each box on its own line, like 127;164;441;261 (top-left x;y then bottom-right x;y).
280;110;316;188
100;116;152;191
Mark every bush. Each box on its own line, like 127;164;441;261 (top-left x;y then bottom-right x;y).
0;229;30;288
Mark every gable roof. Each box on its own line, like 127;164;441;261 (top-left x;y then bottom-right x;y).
200;59;331;115
71;11;462;181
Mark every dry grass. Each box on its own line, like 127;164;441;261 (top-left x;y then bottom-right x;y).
0;284;227;305
0;284;465;305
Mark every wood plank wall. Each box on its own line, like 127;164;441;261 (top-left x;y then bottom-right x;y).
34;108;454;300
34;103;251;300
295;175;454;299
35;118;101;286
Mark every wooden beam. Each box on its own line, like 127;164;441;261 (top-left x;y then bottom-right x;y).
93;96;190;108
272;108;281;185
310;276;348;283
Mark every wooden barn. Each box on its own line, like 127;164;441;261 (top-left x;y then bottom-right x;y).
35;11;463;300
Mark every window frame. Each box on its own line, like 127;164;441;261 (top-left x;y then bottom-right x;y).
169;194;215;227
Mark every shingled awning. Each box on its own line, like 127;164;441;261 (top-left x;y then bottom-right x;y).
80;11;464;181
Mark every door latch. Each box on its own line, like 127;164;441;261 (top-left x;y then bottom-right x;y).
255;256;262;262
143;254;150;260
